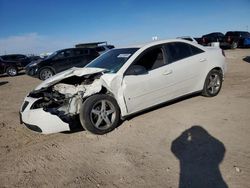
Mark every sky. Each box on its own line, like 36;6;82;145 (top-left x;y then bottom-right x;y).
0;0;250;55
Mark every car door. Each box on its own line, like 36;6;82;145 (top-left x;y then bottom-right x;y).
72;49;92;68
122;46;175;113
163;42;206;97
52;49;74;72
122;42;206;114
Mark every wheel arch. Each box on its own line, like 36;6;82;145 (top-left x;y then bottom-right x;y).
82;86;116;103
4;65;17;73
210;67;224;79
81;86;122;116
38;66;56;75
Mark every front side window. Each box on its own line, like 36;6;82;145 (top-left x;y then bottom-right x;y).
133;47;165;71
86;48;138;73
55;50;73;59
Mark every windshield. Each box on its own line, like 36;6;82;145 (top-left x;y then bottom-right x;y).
45;51;59;60
86;48;139;73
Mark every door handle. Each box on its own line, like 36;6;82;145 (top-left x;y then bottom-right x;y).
199;58;207;62
163;70;173;75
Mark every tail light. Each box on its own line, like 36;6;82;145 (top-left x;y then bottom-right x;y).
202;37;206;43
227;36;231;42
222;49;225;57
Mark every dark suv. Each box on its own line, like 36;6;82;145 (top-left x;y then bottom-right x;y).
25;48;99;80
0;57;21;76
198;32;229;48
225;31;250;49
1;54;31;67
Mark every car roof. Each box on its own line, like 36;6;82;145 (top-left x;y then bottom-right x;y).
55;47;94;52
1;54;26;57
119;38;202;49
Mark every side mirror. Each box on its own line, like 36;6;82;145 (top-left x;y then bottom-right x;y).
126;65;148;75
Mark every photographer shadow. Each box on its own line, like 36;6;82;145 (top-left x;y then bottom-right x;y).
171;126;228;188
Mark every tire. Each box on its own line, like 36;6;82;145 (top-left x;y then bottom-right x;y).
202;69;223;97
6;66;18;76
231;41;238;49
80;94;120;135
39;68;54;80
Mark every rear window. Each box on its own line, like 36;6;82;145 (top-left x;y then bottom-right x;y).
182;38;193;42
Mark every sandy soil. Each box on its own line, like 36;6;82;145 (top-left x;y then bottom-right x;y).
0;49;250;188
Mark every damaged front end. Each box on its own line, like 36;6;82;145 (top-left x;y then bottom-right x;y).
20;69;106;134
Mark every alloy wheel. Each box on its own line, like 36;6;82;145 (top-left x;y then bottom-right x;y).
207;73;221;95
90;100;116;130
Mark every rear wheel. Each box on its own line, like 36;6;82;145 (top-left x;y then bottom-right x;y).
80;94;120;135
39;68;54;80
6;66;18;76
202;69;223;97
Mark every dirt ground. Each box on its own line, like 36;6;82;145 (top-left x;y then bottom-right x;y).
0;49;250;188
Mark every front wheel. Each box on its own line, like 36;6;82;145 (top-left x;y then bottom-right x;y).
80;94;120;135
202;69;223;97
39;68;54;80
6;66;18;76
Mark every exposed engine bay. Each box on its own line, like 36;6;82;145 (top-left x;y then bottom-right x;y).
27;72;104;122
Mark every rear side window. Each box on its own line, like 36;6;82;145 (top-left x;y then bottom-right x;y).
107;45;115;49
237;32;250;37
164;42;204;63
96;46;105;52
189;45;204;55
17;55;26;59
1;55;14;61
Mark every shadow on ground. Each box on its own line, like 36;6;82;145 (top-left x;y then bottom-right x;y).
0;72;26;78
0;81;8;86
62;117;85;134
63;93;201;134
171;126;228;188
243;56;250;63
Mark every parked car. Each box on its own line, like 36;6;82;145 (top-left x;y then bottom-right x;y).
20;39;226;135
225;31;250;49
0;57;21;76
1;54;31;67
177;36;198;44
25;48;99;80
197;32;229;48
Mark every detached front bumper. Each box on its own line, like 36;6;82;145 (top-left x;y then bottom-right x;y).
20;97;70;134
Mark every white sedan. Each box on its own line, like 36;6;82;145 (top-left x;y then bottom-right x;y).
20;39;226;134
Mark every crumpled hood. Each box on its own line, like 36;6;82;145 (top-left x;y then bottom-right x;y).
35;67;106;90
